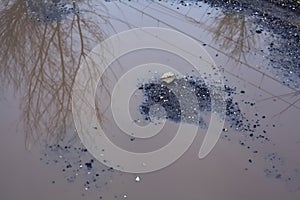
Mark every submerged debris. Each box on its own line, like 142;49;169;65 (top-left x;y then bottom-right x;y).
138;74;299;189
40;138;121;198
25;0;79;23
139;76;249;131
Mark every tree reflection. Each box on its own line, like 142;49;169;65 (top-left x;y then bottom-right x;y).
0;0;119;148
259;90;300;117
210;12;257;62
209;12;300;116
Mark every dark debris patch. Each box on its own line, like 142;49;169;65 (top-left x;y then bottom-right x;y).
264;153;300;190
139;76;259;133
25;0;79;23
41;139;122;198
139;82;182;122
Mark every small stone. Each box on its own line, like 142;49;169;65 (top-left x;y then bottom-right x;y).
85;162;92;170
276;174;282;179
161;72;175;84
256;29;263;34
135;176;141;182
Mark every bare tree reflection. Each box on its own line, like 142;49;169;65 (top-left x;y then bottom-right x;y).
0;0;122;148
259;90;300;117
210;12;257;62
202;11;300;116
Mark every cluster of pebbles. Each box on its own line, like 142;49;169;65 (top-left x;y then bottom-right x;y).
138;74;270;135
139;76;241;129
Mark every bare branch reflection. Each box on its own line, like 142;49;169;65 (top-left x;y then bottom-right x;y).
258;90;300;117
207;11;300;119
0;0;121;148
210;12;257;62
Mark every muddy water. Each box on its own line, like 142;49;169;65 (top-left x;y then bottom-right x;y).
0;0;300;200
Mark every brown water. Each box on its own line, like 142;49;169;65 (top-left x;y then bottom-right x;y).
1;0;300;200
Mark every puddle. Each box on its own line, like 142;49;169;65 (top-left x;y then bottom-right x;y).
0;0;299;199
